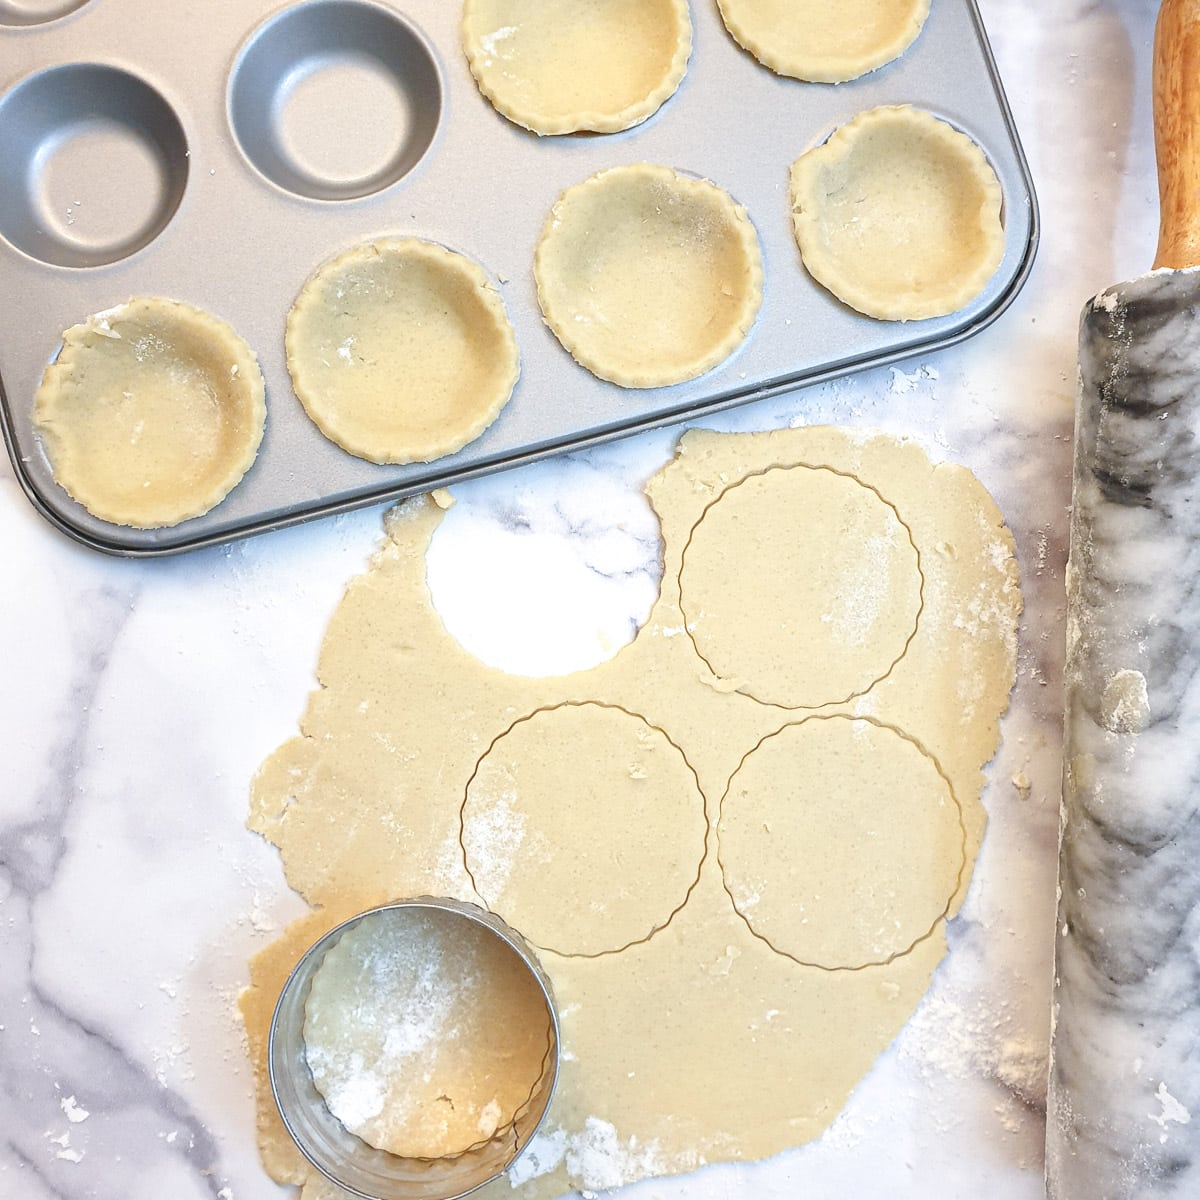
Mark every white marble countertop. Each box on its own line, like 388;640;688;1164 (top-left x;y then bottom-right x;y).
0;1;1164;1197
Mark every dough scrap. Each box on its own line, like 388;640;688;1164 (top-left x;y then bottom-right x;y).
534;164;763;388
240;426;1021;1199
302;906;553;1160
790;105;1006;321
718;716;964;969
462;0;691;135
462;703;707;956
286;238;519;464
716;0;929;83
33;297;265;528
679;464;922;708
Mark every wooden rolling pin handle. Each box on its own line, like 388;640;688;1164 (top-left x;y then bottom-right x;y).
1154;0;1200;269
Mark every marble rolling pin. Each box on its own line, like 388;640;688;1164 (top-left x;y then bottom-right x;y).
1046;2;1200;1196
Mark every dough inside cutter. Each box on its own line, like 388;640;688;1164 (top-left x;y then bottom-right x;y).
302;905;554;1160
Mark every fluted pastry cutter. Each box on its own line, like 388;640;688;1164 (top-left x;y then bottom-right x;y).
1048;1;1200;1195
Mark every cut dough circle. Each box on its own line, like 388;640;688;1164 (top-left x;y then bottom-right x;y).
718;717;965;969
461;703;706;955
534;163;764;388
790;105;1006;321
679;465;922;709
32;297;266;528
716;0;929;83
462;0;691;135
302;906;553;1160
286;237;519;464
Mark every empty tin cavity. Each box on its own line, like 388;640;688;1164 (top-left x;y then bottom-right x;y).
0;0;89;26
0;63;188;267
228;0;442;202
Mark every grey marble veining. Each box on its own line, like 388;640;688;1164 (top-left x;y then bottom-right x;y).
1;582;234;1200
1049;268;1200;1199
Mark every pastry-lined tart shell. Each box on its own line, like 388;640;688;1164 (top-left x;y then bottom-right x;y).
716;0;929;83
286;238;520;465
534;164;764;388
462;0;691;135
32;297;266;528
789;105;1005;322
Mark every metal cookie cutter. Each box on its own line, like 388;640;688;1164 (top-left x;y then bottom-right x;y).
268;896;561;1200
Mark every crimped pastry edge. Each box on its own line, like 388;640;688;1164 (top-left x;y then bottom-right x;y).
789;105;1006;322
715;0;930;84
33;296;266;528
285;237;520;465
533;163;764;388
461;0;692;135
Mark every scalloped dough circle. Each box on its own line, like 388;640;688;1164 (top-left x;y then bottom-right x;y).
534;164;763;388
462;0;691;135
461;704;706;956
716;0;929;83
790;105;1005;321
33;297;265;528
718;717;965;969
679;465;922;708
286;237;519;464
302;907;553;1159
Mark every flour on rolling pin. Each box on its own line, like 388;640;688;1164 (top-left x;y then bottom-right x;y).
1048;8;1200;1189
1049;7;1200;1186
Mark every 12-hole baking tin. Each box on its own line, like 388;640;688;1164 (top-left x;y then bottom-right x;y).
0;0;1038;555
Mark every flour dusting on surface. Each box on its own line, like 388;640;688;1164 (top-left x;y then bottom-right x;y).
511;1117;687;1192
1150;1082;1191;1134
826;529;907;648
462;783;530;900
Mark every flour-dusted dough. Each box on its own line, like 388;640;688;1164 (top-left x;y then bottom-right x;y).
680;464;921;708
790;105;1006;322
534;164;763;388
302;907;553;1159
716;0;929;83
462;703;706;956
286;238;519;464
719;716;964;969
33;297;265;528
462;0;691;135
241;426;1021;1199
